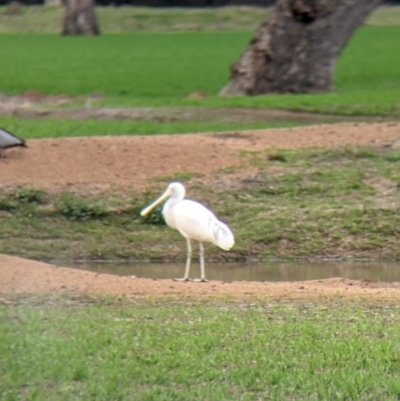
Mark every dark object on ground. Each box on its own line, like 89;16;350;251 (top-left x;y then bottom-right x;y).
0;127;27;158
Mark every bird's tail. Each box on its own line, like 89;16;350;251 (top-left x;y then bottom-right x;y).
210;219;235;251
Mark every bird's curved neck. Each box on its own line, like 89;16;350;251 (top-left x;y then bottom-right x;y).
165;194;183;210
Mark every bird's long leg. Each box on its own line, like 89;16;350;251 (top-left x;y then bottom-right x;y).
191;242;208;283
174;238;191;282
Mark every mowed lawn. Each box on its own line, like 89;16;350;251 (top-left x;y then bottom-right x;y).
0;32;250;97
2;296;400;401
0;25;399;138
0;26;398;114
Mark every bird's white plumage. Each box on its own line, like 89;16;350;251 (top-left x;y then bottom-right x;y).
167;200;234;250
140;182;234;282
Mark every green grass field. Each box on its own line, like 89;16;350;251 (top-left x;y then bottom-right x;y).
0;25;399;139
2;296;400;401
0;6;398;141
0;32;250;97
1;27;400;101
0;115;306;139
0;25;399;130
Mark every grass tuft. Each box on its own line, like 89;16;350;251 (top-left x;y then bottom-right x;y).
0;187;47;214
55;193;110;221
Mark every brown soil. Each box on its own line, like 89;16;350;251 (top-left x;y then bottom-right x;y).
2;122;400;193
2;121;400;301
2;254;400;302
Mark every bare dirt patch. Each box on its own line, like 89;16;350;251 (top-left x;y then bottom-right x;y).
2;121;400;300
2;254;400;302
2;122;400;193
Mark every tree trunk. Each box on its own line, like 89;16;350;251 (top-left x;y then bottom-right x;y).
220;0;382;96
61;0;100;36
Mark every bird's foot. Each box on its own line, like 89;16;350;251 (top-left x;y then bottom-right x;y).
173;277;190;282
190;278;209;283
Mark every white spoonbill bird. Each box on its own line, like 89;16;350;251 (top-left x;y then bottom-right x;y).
140;182;234;282
0;128;27;158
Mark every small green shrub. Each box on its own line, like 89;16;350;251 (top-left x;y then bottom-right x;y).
383;151;400;162
350;147;378;159
141;204;165;225
56;194;110;221
0;197;17;211
0;188;47;212
267;152;287;162
11;188;47;205
130;195;166;226
123;199;164;225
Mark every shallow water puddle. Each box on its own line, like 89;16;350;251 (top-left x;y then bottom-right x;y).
57;261;400;282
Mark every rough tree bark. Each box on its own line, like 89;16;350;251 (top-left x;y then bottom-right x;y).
61;0;100;36
220;0;382;95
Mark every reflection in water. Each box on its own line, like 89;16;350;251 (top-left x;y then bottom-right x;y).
58;261;400;282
